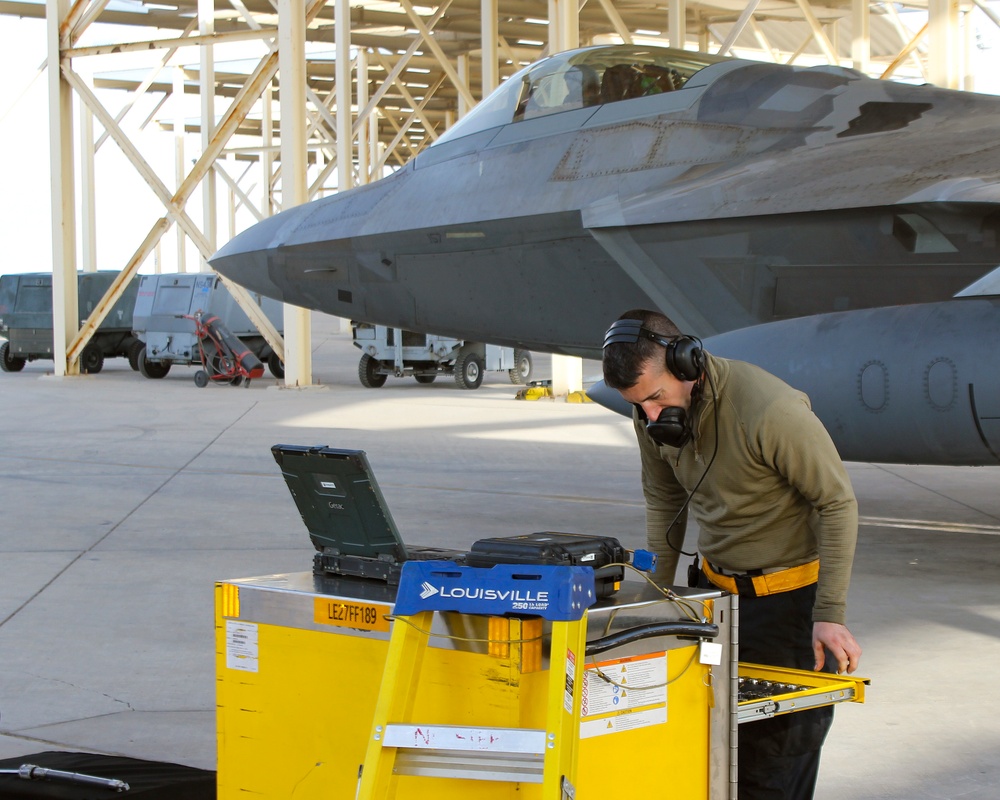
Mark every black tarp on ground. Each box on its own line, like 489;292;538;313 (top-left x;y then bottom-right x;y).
0;752;215;799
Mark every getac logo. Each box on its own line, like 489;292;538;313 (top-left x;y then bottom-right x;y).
328;502;345;510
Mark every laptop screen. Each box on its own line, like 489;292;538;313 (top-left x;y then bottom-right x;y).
271;444;408;561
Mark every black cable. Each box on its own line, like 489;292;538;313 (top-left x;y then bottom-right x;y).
585;621;720;657
664;361;720;558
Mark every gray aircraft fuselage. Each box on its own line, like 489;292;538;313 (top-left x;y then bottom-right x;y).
212;45;1000;465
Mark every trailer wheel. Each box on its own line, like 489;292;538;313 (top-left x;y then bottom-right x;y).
1;341;26;373
455;352;484;390
359;354;387;388
194;370;209;388
509;349;533;385
415;374;436;384
138;345;171;379
127;340;144;371
268;356;285;379
80;343;105;374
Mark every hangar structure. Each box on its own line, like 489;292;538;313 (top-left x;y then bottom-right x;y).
4;0;996;386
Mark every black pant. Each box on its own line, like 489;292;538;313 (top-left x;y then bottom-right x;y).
700;575;835;800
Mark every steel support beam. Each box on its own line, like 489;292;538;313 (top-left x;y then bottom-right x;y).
793;0;839;64
199;0;217;267
279;0;311;385
174;66;187;272
263;84;275;216
549;0;581;393
481;0;498;96
851;0;870;73
457;52;470;117
717;0;761;55
47;0;79;376
972;0;1000;31
62;0;108;48
371;71;445;173
80;93;97;272
885;2;927;79
335;0;352;193
596;0;632;44
93;18;199;152
398;0;474;109
357;47;370;183
928;0;961;88
548;0;579;54
213;160;263;225
881;22;929;79
750;18;777;62
668;0;686;50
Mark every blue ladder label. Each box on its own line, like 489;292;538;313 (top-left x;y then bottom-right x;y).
394;561;596;620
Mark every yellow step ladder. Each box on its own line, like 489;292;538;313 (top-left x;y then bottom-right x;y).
356;608;590;799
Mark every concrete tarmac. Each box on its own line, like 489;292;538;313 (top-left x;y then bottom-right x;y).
1;313;999;799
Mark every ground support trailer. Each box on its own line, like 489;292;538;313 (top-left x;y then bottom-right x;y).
0;271;140;374
132;273;284;380
352;322;533;390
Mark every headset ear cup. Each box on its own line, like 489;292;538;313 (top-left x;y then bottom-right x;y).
647;407;692;448
666;337;705;381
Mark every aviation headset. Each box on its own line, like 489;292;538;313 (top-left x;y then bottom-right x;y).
603;319;706;448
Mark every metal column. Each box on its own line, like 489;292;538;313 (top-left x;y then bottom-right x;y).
199;0;217;267
481;0;498;97
929;0;961;88
47;0;79;377
278;0;312;387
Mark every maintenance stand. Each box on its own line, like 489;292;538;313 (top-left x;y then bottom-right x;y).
215;563;865;798
216;446;866;798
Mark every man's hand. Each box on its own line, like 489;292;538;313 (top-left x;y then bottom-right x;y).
813;621;862;674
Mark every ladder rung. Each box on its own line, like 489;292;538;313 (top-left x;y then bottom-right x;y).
394;749;544;783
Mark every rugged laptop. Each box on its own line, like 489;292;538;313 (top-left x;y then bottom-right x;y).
271;444;463;583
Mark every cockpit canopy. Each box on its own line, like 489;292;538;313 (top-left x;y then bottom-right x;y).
434;45;728;146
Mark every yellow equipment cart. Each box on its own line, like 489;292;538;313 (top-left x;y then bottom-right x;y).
215;568;865;799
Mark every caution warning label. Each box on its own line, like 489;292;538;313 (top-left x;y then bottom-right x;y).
580;651;667;738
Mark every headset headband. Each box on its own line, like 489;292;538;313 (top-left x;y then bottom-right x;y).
602;319;674;349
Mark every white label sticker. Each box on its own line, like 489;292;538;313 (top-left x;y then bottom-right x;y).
564;649;576;714
580;652;667;738
225;620;259;673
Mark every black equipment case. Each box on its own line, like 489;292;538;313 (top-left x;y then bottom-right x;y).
465;532;627;598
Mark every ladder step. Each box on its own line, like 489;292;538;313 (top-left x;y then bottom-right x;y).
380;725;548;784
382;724;546;754
394;750;544;783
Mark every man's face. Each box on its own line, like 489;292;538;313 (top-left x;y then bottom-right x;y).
618;358;695;422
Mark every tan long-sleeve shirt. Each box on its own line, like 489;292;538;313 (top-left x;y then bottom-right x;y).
636;353;858;624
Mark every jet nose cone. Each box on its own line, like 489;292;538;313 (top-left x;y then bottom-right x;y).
210;214;289;300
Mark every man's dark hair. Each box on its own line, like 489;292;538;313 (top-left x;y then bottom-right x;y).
602;309;682;389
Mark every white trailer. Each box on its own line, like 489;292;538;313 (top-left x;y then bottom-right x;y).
352;322;532;390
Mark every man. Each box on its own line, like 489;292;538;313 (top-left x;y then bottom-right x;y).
602;309;862;800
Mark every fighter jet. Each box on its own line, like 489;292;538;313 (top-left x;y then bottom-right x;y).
212;44;1000;466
